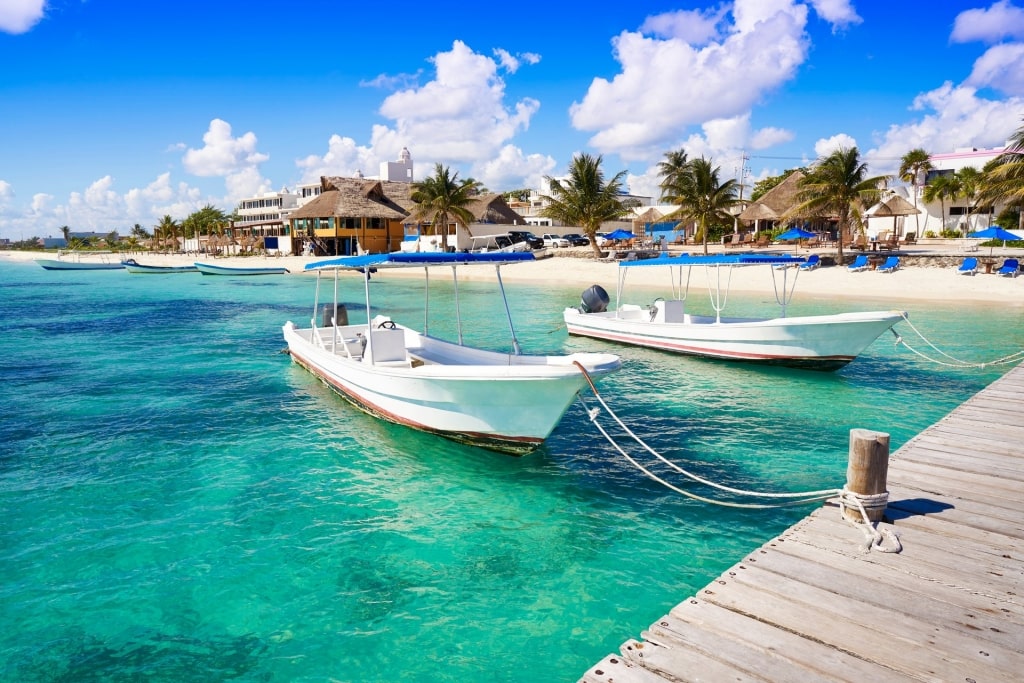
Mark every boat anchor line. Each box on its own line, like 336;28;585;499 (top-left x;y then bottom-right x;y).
571;362;902;553
891;313;1024;368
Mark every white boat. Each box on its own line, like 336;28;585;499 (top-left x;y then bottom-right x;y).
36;251;125;270
122;259;199;274
282;252;622;454
563;253;904;371
195;262;289;276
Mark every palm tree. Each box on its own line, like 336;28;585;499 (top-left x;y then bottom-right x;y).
154;215;180;252
923;174;962;236
539;153;628;258
980;120;1024;230
956;166;983;233
663;156;739;255
657;149;691;240
130;223;150;239
790;147;887;261
898;148;932;236
59;225;71;246
409;163;478;252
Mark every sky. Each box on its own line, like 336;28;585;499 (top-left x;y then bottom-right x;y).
1;0;1023;241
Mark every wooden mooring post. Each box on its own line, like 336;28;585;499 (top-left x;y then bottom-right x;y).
843;428;890;523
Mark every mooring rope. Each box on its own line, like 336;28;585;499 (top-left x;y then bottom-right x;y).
892;313;1024;368
572;361;901;551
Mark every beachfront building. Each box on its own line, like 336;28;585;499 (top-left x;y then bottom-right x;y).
511;178;653;230
230;188;302;254
915;145;1006;237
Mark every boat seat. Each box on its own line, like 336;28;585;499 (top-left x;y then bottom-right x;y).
366;328;410;365
651;299;686;323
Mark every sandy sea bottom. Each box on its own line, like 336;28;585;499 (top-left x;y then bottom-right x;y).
1;258;1022;681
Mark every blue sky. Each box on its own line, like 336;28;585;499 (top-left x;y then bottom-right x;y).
1;0;1022;241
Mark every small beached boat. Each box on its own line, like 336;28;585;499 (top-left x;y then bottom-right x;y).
36;251;125;270
195;262;289;276
564;253;904;371
282;252;622;454
122;259;199;274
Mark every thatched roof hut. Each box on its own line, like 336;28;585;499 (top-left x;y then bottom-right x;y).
741;170;805;222
289;178;412;221
466;193;525;225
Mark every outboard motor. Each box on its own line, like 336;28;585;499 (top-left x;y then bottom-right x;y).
579;284;609;314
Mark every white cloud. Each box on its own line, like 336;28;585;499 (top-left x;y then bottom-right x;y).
951;1;1024;44
807;0;862;30
814;133;857;157
374;40;540;164
182;119;269;177
639;6;728;45
750;126;795;149
0;0;45;34
30;192;52;212
966;42;1024;95
866;82;1024;175
471;145;557;192
570;0;811;161
295;134;378;183
0;180;12;202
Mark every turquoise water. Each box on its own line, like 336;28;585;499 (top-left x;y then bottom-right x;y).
2;259;1022;682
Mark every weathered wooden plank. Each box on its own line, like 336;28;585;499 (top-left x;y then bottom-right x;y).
746;534;1024;651
654;601;908;682
774;525;1024;624
892;442;1023;480
705;564;1024;682
787;511;1024;600
620;637;781;682
580;653;677;683
885;488;1024;541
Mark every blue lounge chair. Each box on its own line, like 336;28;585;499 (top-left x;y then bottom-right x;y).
847;254;869;272
877;256;900;273
958;257;978;276
997;258;1019;277
799;254;821;271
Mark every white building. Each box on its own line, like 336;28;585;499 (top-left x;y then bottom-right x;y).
379;147;414;182
917;145;1005;237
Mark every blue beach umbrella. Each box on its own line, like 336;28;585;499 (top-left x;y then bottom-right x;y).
604;229;636;241
969;226;1020;255
775;226;817;253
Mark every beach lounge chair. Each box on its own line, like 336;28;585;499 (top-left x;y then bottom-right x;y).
996;258;1019;277
877;256;900;273
958;257;978;276
848;254;869;272
799;254;821;271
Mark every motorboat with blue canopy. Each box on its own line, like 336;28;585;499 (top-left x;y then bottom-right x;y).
564;253;904;371
282;251;621;454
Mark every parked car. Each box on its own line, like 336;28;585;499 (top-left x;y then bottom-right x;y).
542;233;570;248
507;230;545;250
562;233;590;246
595;232;610;246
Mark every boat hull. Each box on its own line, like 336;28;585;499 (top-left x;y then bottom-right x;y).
35;259;125;270
283;322;620;454
122;260;198;274
564;307;904;371
195;262;289;276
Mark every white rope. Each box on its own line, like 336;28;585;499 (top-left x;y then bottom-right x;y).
893;312;1024;368
572;362;902;551
838;487;902;553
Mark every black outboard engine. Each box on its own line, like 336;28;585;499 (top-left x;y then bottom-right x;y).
579;284;609;313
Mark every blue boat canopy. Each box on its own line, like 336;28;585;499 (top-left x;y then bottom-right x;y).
619;253;806;268
305;251;536;271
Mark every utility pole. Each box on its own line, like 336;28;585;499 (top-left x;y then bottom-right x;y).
733;150;750;234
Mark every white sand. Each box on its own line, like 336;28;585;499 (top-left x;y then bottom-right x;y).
4;247;1023;305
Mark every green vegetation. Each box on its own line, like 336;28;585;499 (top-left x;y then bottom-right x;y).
540;153;628;257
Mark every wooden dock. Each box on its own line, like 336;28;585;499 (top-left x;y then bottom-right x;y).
581;364;1024;682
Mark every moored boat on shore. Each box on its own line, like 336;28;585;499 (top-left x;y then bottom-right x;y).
195;262;289;276
564;253;904;371
122;259;199;274
282;251;622;454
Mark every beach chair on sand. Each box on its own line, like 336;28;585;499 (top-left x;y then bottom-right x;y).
958;257;978;276
877;256;900;273
848;254;869;272
997;258;1020;277
799;254;821;271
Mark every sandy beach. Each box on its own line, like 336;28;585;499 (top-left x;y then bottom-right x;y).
4;246;1024;305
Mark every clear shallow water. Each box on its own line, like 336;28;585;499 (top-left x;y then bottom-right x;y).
2;259;1022;682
